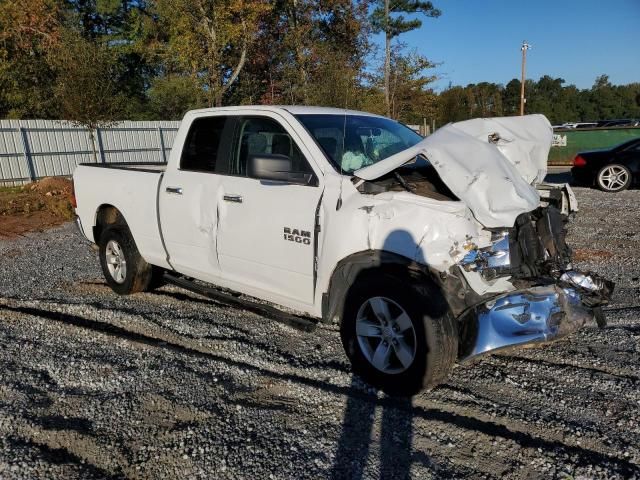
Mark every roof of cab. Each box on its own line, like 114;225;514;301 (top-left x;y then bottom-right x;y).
185;105;385;118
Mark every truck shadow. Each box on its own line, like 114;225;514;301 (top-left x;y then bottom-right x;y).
1;302;637;477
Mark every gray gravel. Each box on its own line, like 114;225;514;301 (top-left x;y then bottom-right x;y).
0;183;639;479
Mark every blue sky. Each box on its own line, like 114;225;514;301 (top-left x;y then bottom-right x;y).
372;0;640;91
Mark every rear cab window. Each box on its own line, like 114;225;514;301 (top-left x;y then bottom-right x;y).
180;116;228;172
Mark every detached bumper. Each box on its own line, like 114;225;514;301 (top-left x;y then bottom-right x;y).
459;285;597;361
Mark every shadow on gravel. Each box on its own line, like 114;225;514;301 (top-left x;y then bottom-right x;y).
544;171;572;184
331;378;413;479
31;415;94;434
2;294;350;374
496;354;640;382
7;436;119;479
3;303;639;478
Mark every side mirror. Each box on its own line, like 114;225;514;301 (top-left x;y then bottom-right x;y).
247;154;315;185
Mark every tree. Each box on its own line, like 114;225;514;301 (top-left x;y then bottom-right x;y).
503;79;521;116
370;0;440;117
231;0;369;107
364;47;437;122
437;85;468;124
50;30;127;161
147;76;204;120
154;0;270;107
0;0;64;117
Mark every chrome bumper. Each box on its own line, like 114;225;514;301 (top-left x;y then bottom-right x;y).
459;285;594;361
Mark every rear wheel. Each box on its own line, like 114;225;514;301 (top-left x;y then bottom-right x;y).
340;274;458;396
99;226;155;294
596;164;631;192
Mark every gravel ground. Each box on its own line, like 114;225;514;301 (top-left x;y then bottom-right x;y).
0;182;638;479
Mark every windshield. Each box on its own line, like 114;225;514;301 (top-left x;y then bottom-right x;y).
295;114;423;174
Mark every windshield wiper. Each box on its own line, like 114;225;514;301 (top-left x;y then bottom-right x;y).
393;171;414;193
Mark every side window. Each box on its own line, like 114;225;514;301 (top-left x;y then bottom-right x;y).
231;117;313;176
181;116;227;172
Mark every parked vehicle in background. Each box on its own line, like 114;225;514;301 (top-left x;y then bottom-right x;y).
596;119;640;128
557;122;598;129
572;137;640;192
73;107;614;395
554;120;640;130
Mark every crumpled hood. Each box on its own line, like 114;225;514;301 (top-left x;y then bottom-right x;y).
354;114;553;228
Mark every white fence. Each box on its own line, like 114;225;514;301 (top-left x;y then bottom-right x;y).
0;120;180;186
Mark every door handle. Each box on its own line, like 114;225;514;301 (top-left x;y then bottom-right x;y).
223;194;243;203
166;186;183;195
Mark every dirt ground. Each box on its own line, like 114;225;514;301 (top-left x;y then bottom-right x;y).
0;177;74;239
0;179;638;479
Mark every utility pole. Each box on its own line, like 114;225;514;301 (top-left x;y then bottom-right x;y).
384;0;391;118
520;41;531;115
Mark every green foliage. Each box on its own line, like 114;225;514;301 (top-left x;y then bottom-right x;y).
0;0;64;117
370;0;440;38
147;76;205;120
364;47;437;122
50;30;127;128
0;0;637;129
370;0;440;117
438;77;640;126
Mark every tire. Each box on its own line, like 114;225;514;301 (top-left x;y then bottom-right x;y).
98;225;154;295
596;164;631;192
340;273;458;396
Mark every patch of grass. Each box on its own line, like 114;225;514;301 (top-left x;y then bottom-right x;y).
0;186;24;194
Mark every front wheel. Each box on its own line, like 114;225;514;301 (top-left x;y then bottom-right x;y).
596;164;631;192
340;274;458;396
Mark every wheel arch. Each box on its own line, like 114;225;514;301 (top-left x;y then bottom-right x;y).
321;249;443;325
93;204;131;243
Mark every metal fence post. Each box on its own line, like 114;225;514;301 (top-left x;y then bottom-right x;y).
95;128;106;163
157;127;167;163
18;127;36;181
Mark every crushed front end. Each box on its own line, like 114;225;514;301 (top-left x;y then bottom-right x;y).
454;197;614;361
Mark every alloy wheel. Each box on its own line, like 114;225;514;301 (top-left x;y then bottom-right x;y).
598;165;629;192
355;296;417;374
105;240;127;284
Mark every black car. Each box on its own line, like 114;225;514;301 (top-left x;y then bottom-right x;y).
571;137;640;192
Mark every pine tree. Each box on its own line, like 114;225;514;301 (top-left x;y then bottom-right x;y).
370;0;440;117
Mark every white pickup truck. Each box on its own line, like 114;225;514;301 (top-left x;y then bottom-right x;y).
73;106;613;395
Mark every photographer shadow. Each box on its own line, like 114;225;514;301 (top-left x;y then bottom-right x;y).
331;380;413;479
330;229;435;479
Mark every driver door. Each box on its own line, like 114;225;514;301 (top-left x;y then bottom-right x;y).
216;114;322;305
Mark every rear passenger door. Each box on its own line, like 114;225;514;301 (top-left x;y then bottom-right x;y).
216;114;323;306
159;114;231;279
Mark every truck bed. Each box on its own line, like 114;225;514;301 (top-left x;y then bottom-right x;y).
74;162;169;269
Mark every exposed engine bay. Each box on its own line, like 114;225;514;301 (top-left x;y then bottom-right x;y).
460;204;613;300
356;161;458;202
